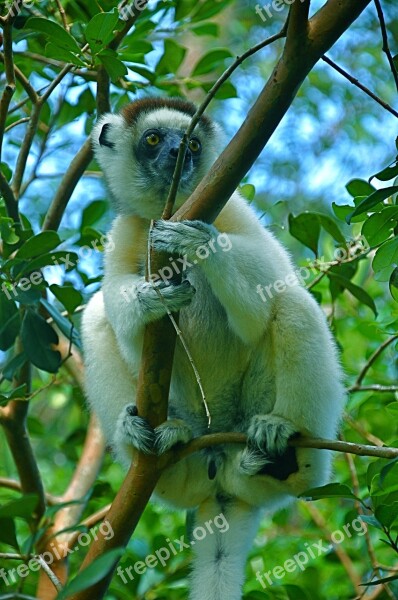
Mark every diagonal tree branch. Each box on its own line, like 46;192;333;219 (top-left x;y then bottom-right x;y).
373;0;398;92
322;55;398;119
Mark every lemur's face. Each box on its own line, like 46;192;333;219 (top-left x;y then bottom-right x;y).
92;100;222;219
135;126;202;188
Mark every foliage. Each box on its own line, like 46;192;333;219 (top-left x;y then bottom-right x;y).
0;1;397;599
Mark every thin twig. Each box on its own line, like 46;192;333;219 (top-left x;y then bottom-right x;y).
11;103;42;198
305;502;362;592
349;384;398;393
4;117;30;132
0;53;39;104
42;138;93;231
37;555;63;592
354;334;398;387
40;64;73;104
373;0;398;92
0;21;16;159
172;433;398;464
322;55;398;119
0;477;60;504
345;454;391;598
344;413;384;447
55;0;69;32
0;169;19;221
163;24;288;216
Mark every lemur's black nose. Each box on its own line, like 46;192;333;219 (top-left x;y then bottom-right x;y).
169;147;179;158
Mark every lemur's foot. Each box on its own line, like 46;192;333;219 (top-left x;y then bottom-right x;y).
155;419;193;455
239;414;299;480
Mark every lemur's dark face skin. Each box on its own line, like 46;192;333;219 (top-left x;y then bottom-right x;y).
135;127;203;187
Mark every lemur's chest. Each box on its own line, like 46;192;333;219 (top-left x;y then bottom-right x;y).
169;268;275;432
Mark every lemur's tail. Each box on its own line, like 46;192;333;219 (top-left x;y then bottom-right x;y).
189;498;261;600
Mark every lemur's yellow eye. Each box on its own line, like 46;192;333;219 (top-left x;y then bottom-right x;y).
146;133;160;146
189;138;201;153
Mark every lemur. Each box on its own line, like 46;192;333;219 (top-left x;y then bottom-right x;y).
81;97;345;600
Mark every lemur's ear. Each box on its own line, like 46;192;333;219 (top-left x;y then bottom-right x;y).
98;123;115;149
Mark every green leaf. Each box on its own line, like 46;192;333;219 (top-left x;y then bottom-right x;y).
2;352;27;381
191;23;219;37
387;402;398;416
46;42;86;67
0;218;20;245
363;574;398;586
81;200;108;229
288;213;320;255
318;214;346;244
0;384;27;406
201;79;238;99
175;0;196;20
359;515;383;530
347;186;398;223
156;39;187;76
25;17;81;54
0;293;20;350
361;206;398;247
375;502;398;528
1;161;12;182
0;518;19;551
56;548;125;600
327;271;377;316
373;237;398;273
17;250;79;276
191;0;233;22
332;202;355;222
50;284;83;314
346;179;375;197
283;585;311;600
192;48;233;76
299;483;359;501
85;8;120;54
40;298;82;349
0;494;39;519
16;231;62;259
98;54;127;82
21;310;61;373
239;184;256;202
390;267;398;302
373;161;398;182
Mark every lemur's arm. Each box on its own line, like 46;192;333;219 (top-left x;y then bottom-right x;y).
102;273;194;342
150;218;289;344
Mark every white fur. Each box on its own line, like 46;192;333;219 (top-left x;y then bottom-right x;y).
82;101;345;600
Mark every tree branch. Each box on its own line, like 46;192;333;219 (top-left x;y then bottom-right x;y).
0;23;16;158
373;0;398;92
286;0;310;51
322;55;398;119
0;359;46;523
164;25;288;215
354;334;398;387
172;433;398;463
0;169;19;221
42;138;93;231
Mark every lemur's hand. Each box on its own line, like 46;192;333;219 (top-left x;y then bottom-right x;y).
117;404;155;454
239;415;300;480
151;220;217;259
134;279;195;320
